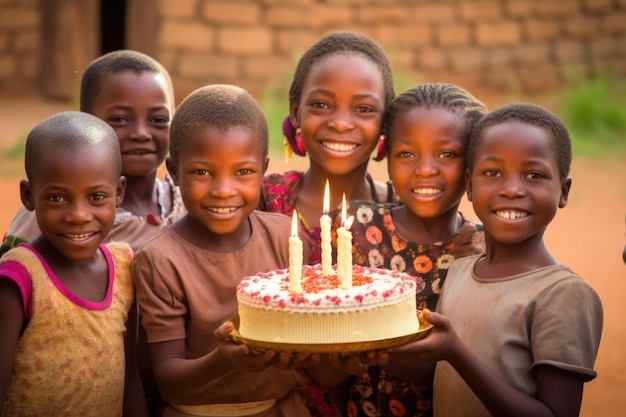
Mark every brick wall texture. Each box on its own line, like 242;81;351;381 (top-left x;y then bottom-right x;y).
1;0;625;102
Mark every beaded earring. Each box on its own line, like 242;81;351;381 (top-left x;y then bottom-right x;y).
283;115;306;162
372;135;387;161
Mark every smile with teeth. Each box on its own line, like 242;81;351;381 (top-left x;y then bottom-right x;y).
495;210;528;219
208;207;238;214
413;188;442;195
322;141;357;152
63;232;95;240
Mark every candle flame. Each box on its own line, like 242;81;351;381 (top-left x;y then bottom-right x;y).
323;179;330;214
341;193;347;226
345;215;354;230
291;210;298;236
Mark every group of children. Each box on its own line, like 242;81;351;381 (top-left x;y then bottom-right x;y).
0;31;602;417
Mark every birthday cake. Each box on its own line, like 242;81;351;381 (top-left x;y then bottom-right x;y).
236;264;419;345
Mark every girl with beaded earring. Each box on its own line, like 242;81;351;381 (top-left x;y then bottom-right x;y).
258;32;398;267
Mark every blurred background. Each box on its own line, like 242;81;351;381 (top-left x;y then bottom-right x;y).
0;1;625;416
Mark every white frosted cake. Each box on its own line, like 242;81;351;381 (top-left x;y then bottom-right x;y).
236;264;419;344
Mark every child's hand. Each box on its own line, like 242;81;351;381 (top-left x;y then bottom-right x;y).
215;321;278;372
328;349;390;375
215;321;322;372
389;309;459;364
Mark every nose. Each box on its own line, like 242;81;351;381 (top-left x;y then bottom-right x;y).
64;200;93;223
327;108;355;133
129;120;151;141
499;175;526;199
413;155;438;177
209;176;236;198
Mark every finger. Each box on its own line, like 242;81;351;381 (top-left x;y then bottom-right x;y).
215;321;234;340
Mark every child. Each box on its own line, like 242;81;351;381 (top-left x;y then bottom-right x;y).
392;103;603;417
0;111;148;415
258;31;398;265
132;84;312;416
335;83;488;417
1;49;185;254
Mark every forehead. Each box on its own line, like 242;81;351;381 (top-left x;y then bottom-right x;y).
478;121;557;162
95;71;173;108
31;145;119;184
304;53;384;93
183;125;264;160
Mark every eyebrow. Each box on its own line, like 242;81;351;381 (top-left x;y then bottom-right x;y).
307;88;382;104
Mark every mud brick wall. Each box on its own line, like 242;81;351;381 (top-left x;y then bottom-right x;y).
1;0;625;102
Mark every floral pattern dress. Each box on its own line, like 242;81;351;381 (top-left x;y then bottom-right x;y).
342;201;485;417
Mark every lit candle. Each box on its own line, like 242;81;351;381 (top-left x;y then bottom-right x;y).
289;210;303;294
320;179;332;276
337;194;354;289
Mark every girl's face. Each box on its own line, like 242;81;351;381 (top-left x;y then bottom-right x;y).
467;121;571;245
21;146;124;261
90;71;172;178
290;53;385;175
168;126;268;246
388;106;468;219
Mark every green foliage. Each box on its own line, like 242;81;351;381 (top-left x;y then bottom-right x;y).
2;135;26;160
556;71;626;157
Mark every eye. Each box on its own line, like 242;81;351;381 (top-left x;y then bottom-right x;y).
91;193;106;202
151;116;170;125
355;105;375;113
237;168;253;176
393;150;414;159
107;115;130;125
310;101;330;110
47;194;65;203
483;169;500;177
526;171;546;180
438;150;456;160
194;169;211;176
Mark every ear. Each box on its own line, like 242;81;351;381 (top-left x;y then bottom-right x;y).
166;156;179;185
262;157;269;175
558;177;572;208
116;176;126;208
465;169;473;202
289;102;299;130
19;179;35;211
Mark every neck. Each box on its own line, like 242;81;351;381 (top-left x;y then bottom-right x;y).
392;206;462;245
478;232;558;278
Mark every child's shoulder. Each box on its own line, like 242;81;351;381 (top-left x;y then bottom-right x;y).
250;210;292;230
262;170;303;185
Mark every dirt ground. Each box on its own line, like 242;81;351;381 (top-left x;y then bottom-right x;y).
0;93;624;416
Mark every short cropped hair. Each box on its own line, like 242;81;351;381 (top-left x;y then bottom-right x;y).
468;102;572;179
80;49;174;113
25;111;121;181
169;84;268;162
383;83;487;151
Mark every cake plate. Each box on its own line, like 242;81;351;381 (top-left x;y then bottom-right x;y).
226;311;434;354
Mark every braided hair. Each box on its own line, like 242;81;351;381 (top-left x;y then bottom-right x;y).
382;83;487;158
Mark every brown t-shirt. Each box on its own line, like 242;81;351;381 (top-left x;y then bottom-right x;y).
133;211;310;416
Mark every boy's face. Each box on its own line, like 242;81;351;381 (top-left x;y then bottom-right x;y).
467;121;571;245
290;53;385;176
168;126;267;242
20;146;125;261
387;106;468;219
90;71;172;177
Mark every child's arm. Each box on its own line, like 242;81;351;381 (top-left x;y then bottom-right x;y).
122;300;150;417
392;309;586;417
147;321;304;398
0;279;25;409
